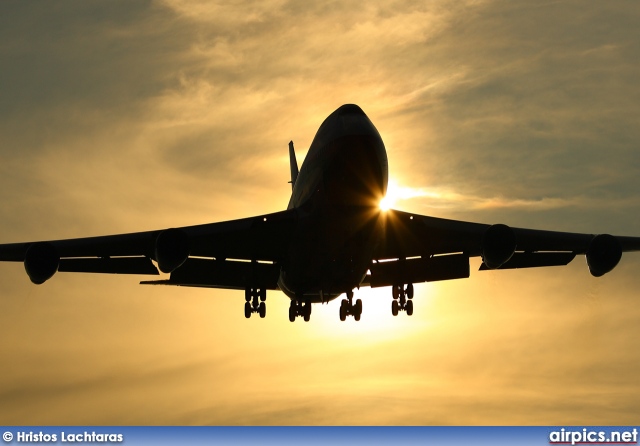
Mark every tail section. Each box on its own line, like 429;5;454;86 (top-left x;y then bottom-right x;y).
288;141;298;190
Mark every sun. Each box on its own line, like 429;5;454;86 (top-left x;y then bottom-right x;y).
379;180;400;211
379;194;395;211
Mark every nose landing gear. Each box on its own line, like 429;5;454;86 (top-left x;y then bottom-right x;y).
391;283;414;316
339;290;363;321
244;287;267;319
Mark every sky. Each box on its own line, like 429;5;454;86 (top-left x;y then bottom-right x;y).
0;0;639;425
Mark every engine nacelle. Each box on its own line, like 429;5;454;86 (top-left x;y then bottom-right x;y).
482;224;517;269
155;228;190;273
586;234;621;277
24;242;60;285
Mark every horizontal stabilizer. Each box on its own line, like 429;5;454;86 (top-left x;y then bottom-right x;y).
479;252;576;270
140;280;237;289
142;258;280;290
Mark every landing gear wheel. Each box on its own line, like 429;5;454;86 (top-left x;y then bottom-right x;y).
354;299;362;321
302;300;311;322
339;300;347;321
406;283;414;299
391;300;399;316
406;299;413;316
288;304;296;322
244;287;268;318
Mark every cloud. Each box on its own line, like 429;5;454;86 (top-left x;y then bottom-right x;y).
391;2;640;207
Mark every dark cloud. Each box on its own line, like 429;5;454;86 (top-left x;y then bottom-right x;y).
0;1;182;115
389;1;640;206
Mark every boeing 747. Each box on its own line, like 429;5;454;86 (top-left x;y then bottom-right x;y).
1;104;638;322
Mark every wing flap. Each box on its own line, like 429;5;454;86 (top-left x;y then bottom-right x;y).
479;252;576;270
59;257;159;275
369;254;470;288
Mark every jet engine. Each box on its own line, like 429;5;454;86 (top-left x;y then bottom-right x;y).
155;228;190;273
482;224;517;269
24;242;60;284
586;234;622;277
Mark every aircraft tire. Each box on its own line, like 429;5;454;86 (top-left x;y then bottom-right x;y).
259;302;266;318
391;300;399;316
289;307;296;322
406;283;414;299
406;300;414;316
244;302;252;319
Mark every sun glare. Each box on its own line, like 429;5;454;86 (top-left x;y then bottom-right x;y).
379;180;400;211
379;180;440;211
379;195;394;211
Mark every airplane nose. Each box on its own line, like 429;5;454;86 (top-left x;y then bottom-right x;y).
336;104;365;116
315;103;379;143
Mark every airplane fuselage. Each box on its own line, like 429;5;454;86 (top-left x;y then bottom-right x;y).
278;104;389;302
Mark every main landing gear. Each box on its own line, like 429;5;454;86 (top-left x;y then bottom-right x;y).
289;297;312;322
244;287;267;319
391;283;414;316
339;290;362;321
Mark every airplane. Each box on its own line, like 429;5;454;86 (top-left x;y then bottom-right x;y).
1;103;639;322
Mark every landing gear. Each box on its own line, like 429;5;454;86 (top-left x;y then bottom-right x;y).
391;283;414;316
405;299;413;316
339;290;363;321
244;287;267;319
289;298;312;322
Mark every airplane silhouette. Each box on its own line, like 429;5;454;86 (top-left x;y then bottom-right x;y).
1;104;638;322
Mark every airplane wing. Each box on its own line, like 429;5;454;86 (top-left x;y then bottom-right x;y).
367;209;640;288
0;209;296;289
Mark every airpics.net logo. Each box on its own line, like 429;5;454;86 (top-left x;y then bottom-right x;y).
549;428;638;445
